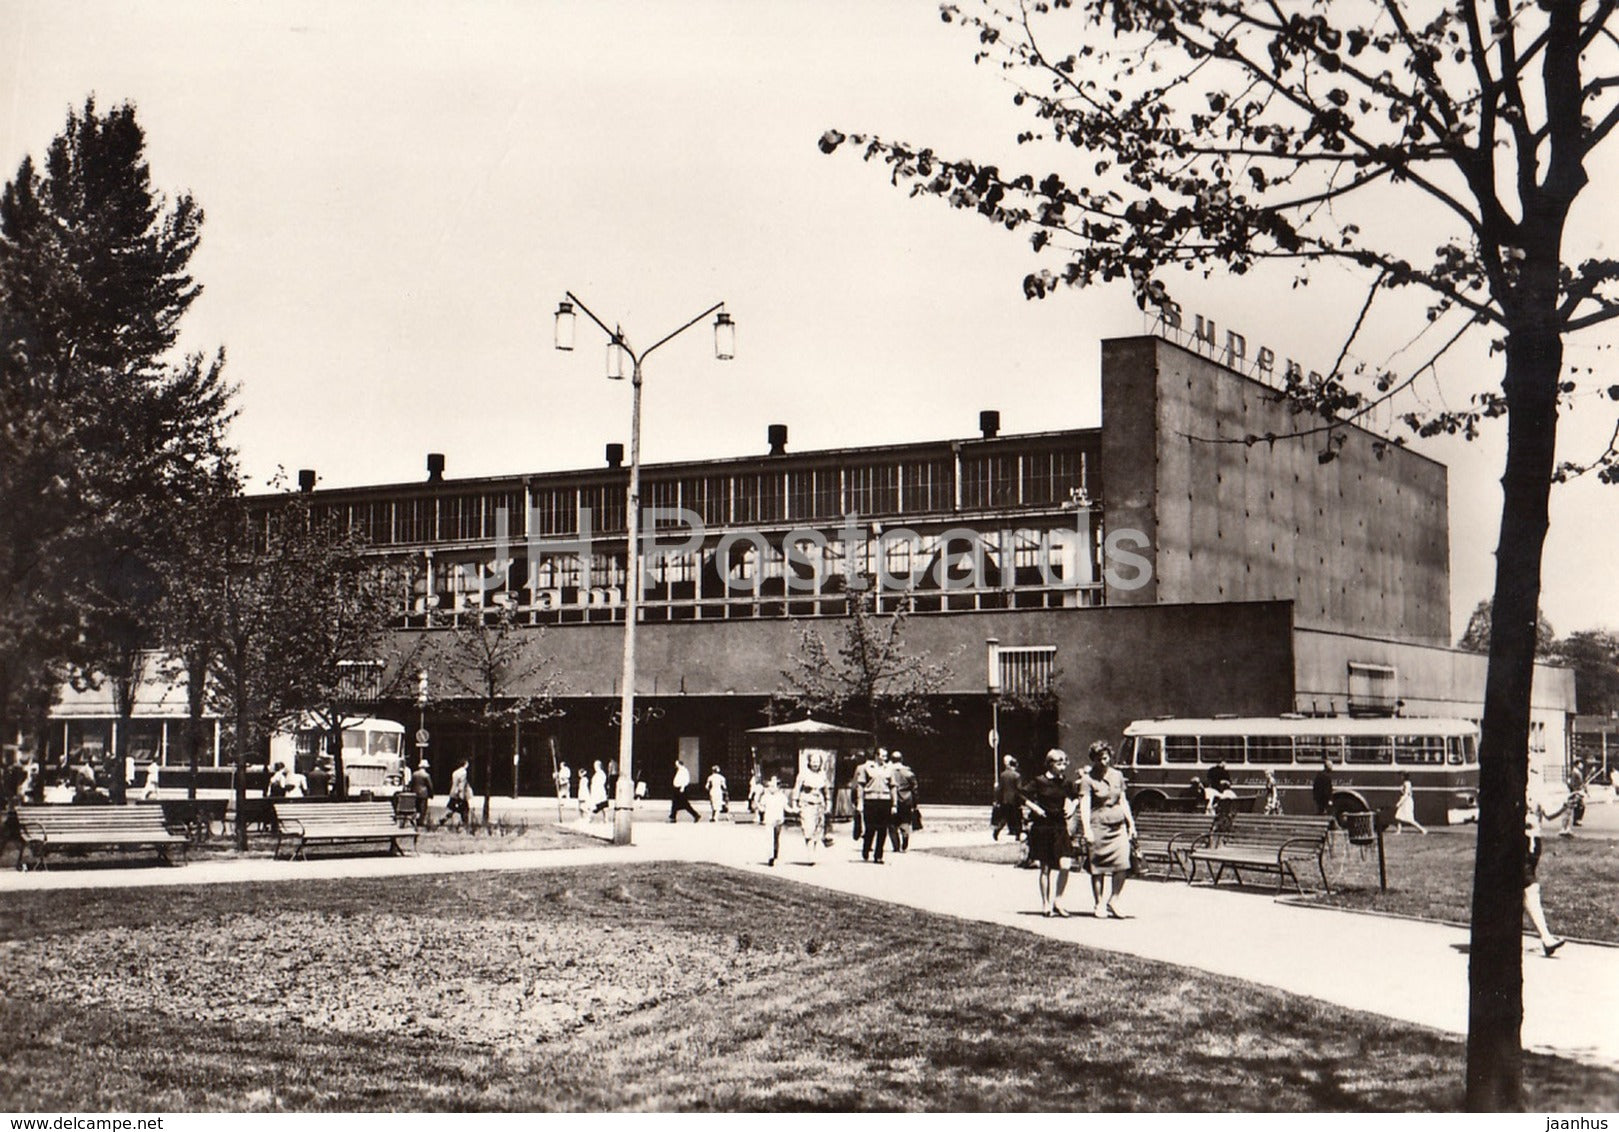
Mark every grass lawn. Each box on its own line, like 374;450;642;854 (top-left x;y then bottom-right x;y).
1309;826;1618;942
1;863;1613;1112
933;826;1619;944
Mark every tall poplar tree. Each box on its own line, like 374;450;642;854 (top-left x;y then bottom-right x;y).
0;96;231;757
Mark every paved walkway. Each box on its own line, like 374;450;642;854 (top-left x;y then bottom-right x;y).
4;812;1615;1071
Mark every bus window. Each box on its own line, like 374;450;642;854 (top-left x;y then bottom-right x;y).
371;730;403;758
1295;736;1344;766
1345;734;1392;765
1396;735;1444;765
1248;735;1293;764
341;729;364;755
1132;736;1163;766
1199;735;1244;766
1165;735;1198;763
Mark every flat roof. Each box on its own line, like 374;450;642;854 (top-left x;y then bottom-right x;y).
261;425;1099;503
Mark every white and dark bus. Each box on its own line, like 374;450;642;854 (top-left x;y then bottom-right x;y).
1118;716;1480;825
268;716;408;798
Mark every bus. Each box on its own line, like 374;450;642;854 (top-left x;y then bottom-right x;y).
1118;716;1480;826
268;716;408;797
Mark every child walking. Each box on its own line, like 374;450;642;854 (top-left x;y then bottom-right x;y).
760;776;789;866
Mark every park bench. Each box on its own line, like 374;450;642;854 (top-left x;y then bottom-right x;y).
235;795;278;834
393;792;425;827
135;798;229;843
1186;814;1335;894
13;805;190;871
272;800;418;861
1131;811;1215;879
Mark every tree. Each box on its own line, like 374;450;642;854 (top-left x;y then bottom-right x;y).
203;491;401;847
1457;599;1555;657
276;519;419;804
208;495;314;848
426;604;561;828
154;459;242;802
75;350;233;803
0;96;230;758
1551;627;1619;715
823;1;1619;1107
780;592;953;746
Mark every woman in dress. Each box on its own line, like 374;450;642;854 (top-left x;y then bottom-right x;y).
705;766;728;819
1019;748;1077;917
792;751;830;863
1392;774;1426;834
139;759;161;801
1079;740;1137;919
1524;788;1566;956
588;759;609;822
1261;769;1282;816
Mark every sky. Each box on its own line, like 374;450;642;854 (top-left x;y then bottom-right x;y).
4;0;1619;640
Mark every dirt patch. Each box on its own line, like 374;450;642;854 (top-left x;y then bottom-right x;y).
0;910;799;1051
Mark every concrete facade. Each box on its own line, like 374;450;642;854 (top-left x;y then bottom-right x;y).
1101;336;1451;644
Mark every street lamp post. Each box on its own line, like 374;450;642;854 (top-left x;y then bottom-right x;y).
986;637;1001;795
555;291;733;845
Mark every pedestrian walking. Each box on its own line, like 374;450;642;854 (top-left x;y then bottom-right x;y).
588;760;609;822
1021;748;1076;916
409;761;434;827
139;759;161;802
306;759;331;799
1312;758;1335;816
887;750;917;853
1561;765;1586;836
760;775;788;865
1261;769;1282;816
793;751;830;861
669;759;703;822
747;767;765;823
992;755;1024;842
439;758;472;830
555;760;572;801
1392;774;1426;834
705;766;728;820
855;748;894;863
1525;789;1567;957
1079;740;1136;919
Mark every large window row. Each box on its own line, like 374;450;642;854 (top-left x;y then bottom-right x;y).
395;522;1103;626
307;490;528;547
285;441;1093;547
1134;733;1477;767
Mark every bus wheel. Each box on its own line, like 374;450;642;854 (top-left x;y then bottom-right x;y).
1131;791;1167;814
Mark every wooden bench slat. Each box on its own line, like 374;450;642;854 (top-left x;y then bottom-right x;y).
1132;812;1216;880
13;806;189;871
1186;814;1335;894
271;801;418;861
